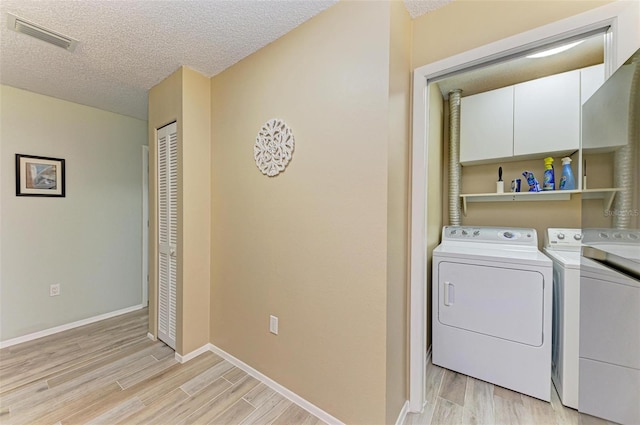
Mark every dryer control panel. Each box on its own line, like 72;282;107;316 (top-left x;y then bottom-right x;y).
442;226;537;246
545;228;583;251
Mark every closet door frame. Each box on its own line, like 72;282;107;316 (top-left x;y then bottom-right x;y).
157;122;177;350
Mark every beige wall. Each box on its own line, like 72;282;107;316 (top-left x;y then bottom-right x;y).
148;66;211;356
210;1;404;423
180;68;212;354
411;0;614;69
385;1;411;423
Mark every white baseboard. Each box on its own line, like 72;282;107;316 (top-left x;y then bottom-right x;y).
175;343;210;363
147;332;156;341
207;343;345;425
395;400;410;425
0;304;145;349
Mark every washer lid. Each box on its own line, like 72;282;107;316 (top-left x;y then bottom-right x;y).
581;257;640;288
582;245;640;281
543;248;581;269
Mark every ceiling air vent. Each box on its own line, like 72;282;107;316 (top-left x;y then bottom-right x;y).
7;13;78;52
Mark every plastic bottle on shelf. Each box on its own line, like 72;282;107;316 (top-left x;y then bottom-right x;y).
543;157;555;191
559;157;576;190
522;171;541;192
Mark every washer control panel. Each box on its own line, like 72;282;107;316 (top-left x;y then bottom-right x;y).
582;228;640;244
442;226;537;245
545;228;583;250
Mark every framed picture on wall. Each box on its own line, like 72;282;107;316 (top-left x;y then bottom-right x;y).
15;154;66;197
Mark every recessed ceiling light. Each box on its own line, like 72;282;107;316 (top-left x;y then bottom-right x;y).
7;13;78;52
526;41;584;59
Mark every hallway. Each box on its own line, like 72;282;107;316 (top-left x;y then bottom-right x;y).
0;309;325;425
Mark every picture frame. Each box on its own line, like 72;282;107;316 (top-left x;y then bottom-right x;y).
15;154;66;197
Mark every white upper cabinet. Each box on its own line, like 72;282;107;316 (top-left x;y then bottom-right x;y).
582;63;634;151
513;69;581;157
459;66;603;164
460;86;514;163
581;64;605;105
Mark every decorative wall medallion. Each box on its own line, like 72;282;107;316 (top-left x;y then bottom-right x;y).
254;118;295;177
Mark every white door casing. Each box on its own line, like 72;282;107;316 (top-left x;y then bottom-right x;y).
409;1;639;412
157;122;177;350
142;145;149;307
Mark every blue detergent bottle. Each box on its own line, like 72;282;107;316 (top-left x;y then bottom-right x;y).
559;157;576;190
543;157;555;190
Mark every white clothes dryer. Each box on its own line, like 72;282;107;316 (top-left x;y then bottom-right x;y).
432;226;553;401
579;229;640;425
543;228;582;410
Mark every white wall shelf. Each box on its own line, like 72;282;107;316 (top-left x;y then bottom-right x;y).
581;188;621;211
460;188;620;215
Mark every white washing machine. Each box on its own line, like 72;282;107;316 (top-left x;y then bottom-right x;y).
432;226;553;401
543;228;582;410
579;229;640;425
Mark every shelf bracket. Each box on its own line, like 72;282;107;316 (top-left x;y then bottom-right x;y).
604;190;617;211
462;196;467;216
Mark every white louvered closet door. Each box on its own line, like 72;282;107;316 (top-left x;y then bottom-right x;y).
157;122;177;350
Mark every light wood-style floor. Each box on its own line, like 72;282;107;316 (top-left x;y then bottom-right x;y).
1;309;620;425
0;308;326;425
404;359;618;425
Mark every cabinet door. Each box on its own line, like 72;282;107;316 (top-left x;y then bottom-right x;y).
582;64;634;151
514;70;580;156
460;86;514;164
581;64;605;105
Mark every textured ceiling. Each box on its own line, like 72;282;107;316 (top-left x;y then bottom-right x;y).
0;0;453;121
0;1;339;120
404;0;454;18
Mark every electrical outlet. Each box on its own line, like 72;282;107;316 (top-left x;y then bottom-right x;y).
269;315;278;335
49;284;60;297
